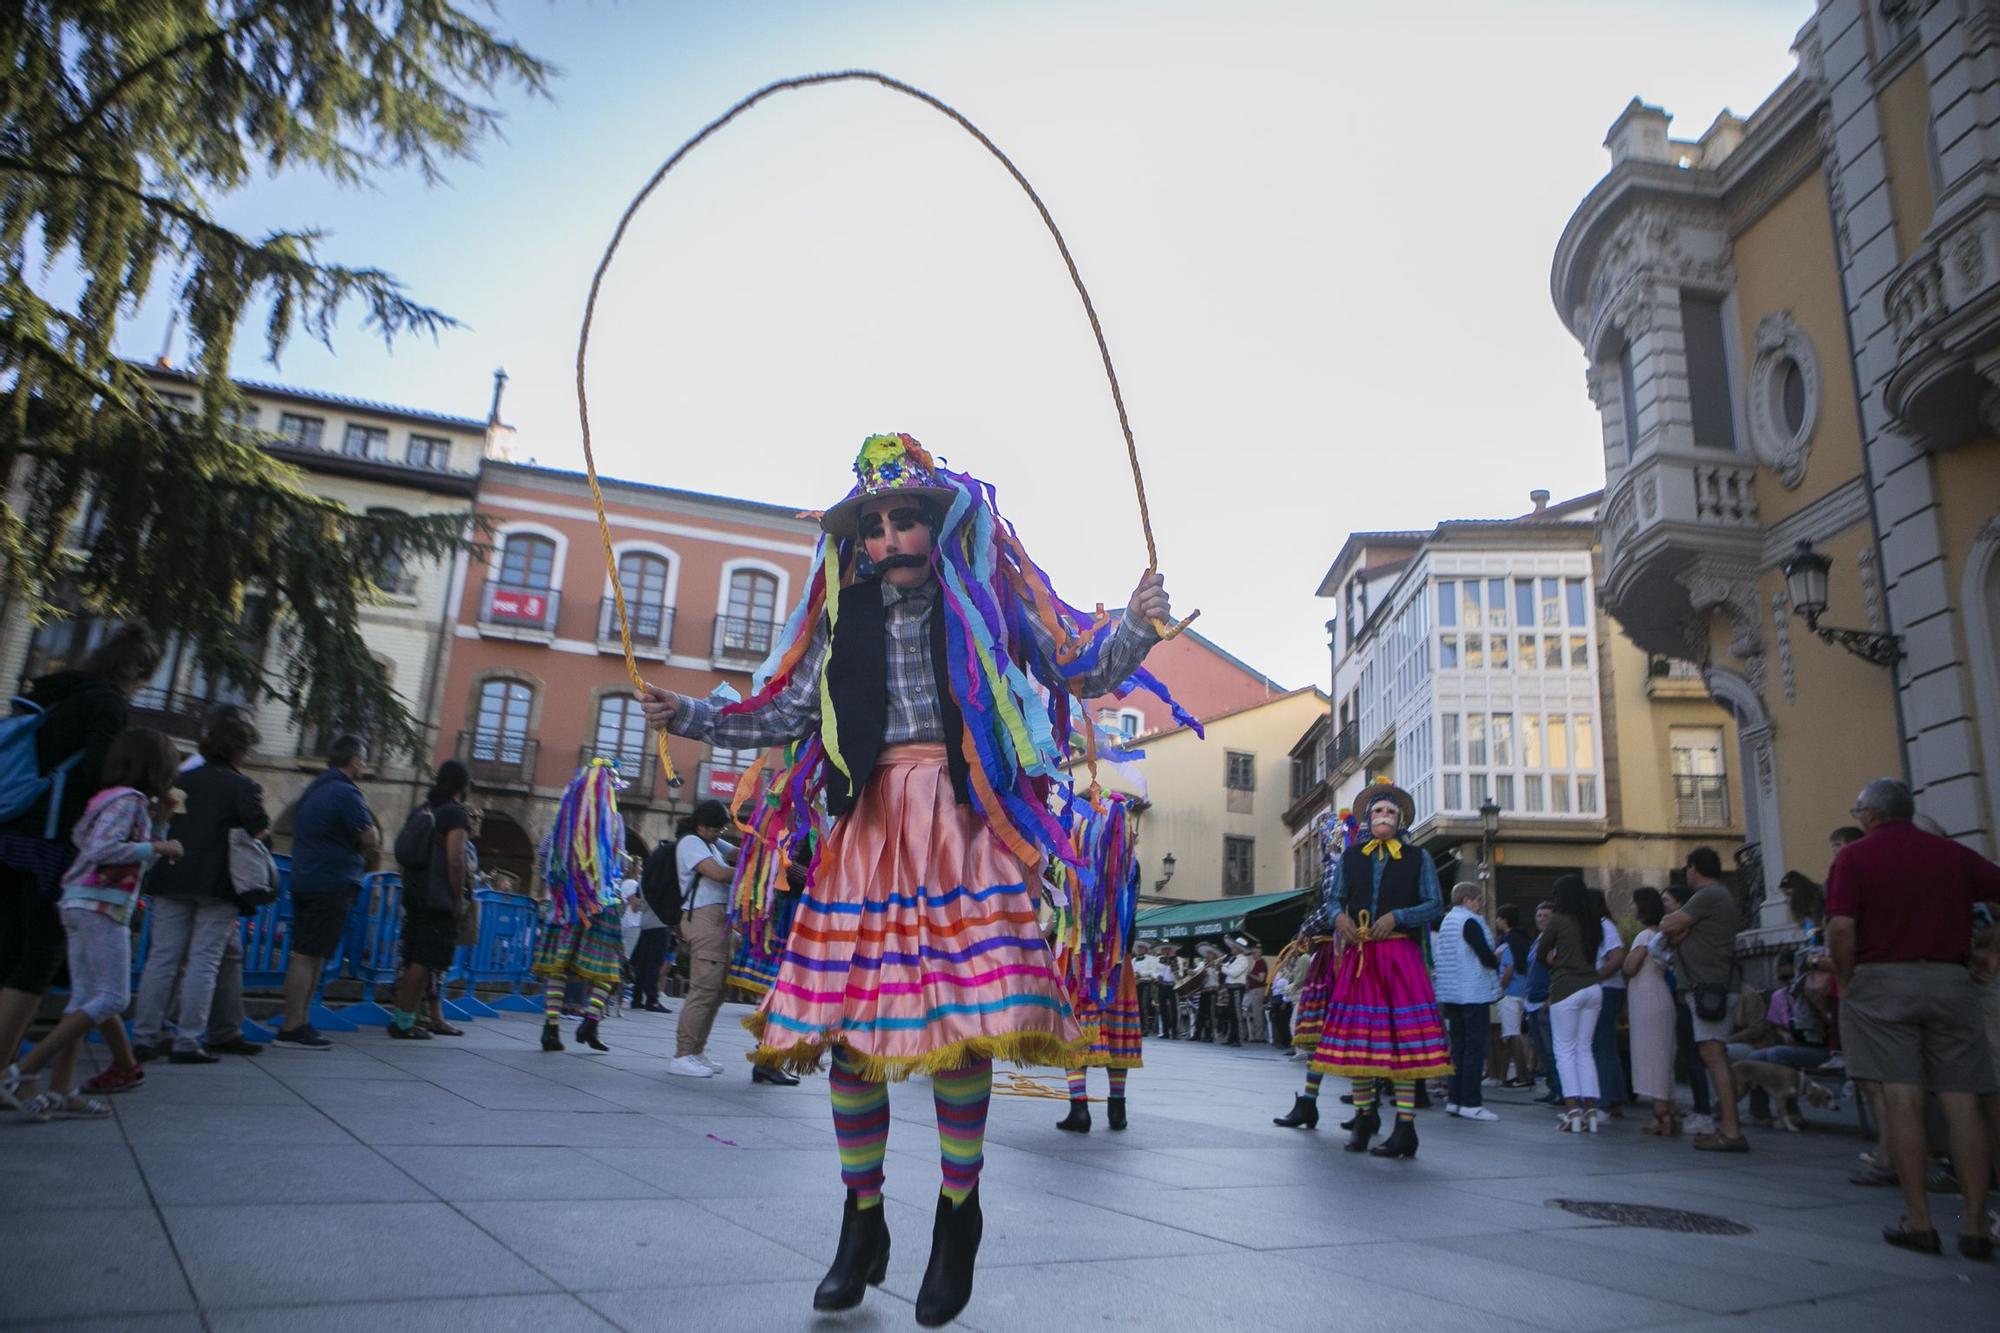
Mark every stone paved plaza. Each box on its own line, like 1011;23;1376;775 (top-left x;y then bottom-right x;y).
3;1004;1997;1331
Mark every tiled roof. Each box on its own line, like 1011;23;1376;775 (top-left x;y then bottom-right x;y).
135;361;488;431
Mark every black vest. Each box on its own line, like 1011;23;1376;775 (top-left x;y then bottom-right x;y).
1341;843;1423;938
822;578;972;818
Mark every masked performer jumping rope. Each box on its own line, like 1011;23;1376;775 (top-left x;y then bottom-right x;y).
639;433;1188;1326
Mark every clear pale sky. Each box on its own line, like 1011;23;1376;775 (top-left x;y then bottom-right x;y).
126;0;1814;690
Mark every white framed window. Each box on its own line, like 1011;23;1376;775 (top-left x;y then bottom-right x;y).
277;412;324;448
1225;751;1256;791
342;423;389;460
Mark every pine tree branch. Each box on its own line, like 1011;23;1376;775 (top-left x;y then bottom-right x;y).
44;2;288;149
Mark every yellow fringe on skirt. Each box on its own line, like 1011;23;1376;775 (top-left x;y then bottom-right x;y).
741;1012;1085;1082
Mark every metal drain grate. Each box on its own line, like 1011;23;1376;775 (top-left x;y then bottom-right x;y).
1547;1200;1754;1235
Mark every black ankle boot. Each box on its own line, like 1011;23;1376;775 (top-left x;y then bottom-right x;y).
1106;1096;1127;1130
813;1189;891;1312
540;1021;563;1052
1343;1108;1380;1153
916;1186;983;1328
1272;1094;1319;1129
1056;1099;1091;1133
1369;1117;1419;1159
576;1018;609;1052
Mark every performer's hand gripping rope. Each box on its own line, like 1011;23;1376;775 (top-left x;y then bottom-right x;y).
575;71;1200;786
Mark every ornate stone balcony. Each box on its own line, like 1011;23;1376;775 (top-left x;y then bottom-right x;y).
1598;451;1764;660
1883;198;2000;451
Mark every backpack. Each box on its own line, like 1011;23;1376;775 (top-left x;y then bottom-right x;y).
0;698;84;839
393;805;436;875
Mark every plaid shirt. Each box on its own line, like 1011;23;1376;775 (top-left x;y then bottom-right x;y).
670;579;1157;751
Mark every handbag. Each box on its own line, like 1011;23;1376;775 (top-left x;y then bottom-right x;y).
1693;980;1730;1023
228;828;280;910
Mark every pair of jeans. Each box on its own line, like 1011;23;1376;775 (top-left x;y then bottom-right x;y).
1528;1004;1561;1097
1592;985;1630;1105
1441;1001;1491;1107
1673;993;1711;1113
1551;985;1604;1102
629;927;669;1006
132;897;239;1052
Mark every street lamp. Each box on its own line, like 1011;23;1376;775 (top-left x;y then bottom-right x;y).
1478;797;1501;921
1154;852;1176;892
1780;540;1903;667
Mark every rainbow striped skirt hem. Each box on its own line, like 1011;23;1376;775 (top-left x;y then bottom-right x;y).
743;744;1083;1081
1058;952;1143;1069
1307;934;1453;1080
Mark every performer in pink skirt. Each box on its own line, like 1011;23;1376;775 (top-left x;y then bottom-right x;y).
1274;806;1356;1129
1304;781;1451;1159
640;434;1187;1326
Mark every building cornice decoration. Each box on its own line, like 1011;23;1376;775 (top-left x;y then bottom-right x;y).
1814;107;1852;265
1772;589;1797;703
1679;557;1765;693
1857;545;1885;634
1582;204;1733;352
1745;310;1821;488
1760;476;1871;568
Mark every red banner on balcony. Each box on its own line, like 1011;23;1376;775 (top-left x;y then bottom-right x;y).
488;588;549;624
706;766;743;799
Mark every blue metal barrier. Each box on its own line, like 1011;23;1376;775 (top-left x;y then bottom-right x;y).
107;864;546;1038
464;888;544;1013
339;871;406;1026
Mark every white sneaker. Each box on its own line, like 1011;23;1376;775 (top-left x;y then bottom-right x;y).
1459;1105;1501;1122
1445;1102;1460;1116
667;1055;715;1078
697;1053;723;1073
1684;1113;1716;1136
0;1063;27;1113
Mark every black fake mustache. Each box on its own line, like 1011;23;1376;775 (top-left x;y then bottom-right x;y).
875;554;931;571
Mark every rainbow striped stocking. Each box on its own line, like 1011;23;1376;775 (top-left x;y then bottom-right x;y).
586;983;610;1019
1065;1068;1088;1098
934;1058;992;1206
1391;1080;1416;1121
1301;1070;1324;1100
1351;1078;1379;1111
1107;1068;1127;1098
830;1049;889;1209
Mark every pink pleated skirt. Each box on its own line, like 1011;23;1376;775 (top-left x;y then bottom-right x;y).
1308;934;1453;1081
745;744;1082;1080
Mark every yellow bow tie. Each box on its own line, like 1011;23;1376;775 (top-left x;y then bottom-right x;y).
1361;837;1403;860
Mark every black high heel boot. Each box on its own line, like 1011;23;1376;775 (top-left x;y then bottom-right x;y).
916;1186;983;1328
540;1021;563;1052
1272;1095;1319;1129
813;1189;891;1312
1343;1108;1380;1153
576;1017;609;1052
1106;1096;1127;1130
1369;1117;1419;1159
1056;1099;1091;1132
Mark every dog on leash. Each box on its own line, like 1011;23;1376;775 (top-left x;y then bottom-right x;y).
1730;1060;1838;1131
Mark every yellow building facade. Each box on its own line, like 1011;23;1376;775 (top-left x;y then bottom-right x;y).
1551;0;2000;933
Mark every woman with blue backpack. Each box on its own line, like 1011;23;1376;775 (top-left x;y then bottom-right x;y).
0;626;159;1076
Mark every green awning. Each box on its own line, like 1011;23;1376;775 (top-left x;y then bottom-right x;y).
1133;889;1310;941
